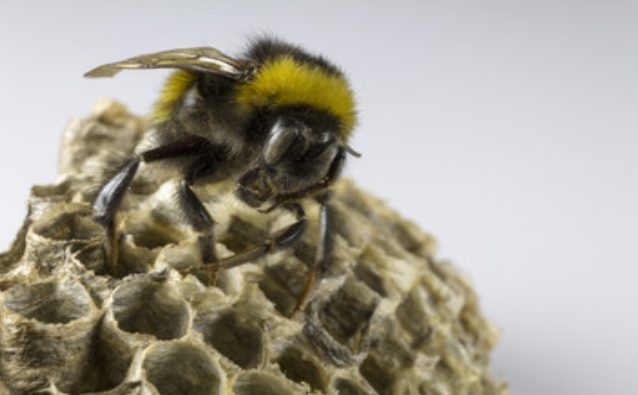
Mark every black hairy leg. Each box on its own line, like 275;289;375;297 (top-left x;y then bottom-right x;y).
94;159;141;225
93;159;140;274
92;138;205;275
177;156;220;267
182;202;307;288
292;192;335;315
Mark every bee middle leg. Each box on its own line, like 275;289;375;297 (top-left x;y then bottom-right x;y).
177;181;217;264
176;157;222;268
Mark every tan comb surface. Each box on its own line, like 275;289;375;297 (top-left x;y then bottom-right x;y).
0;100;507;395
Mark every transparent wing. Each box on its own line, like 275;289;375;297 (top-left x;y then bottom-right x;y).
84;47;252;79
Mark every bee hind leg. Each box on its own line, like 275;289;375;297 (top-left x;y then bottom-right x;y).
182;203;307;289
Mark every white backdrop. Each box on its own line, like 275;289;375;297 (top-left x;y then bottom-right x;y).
1;1;636;394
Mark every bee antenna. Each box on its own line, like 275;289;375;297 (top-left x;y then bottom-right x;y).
344;144;362;158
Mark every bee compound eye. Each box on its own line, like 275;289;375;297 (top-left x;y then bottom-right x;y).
263;120;309;165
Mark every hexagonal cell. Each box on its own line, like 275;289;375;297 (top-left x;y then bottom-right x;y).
353;259;388;298
0;215;29;276
0;280;107;394
70;237;156;279
232;372;297;395
352;244;401;298
359;353;397;395
276;346;328;392
390;219;435;258
66;329;134;394
4;279;91;324
31;181;72;199
258;258;307;316
28;182;75;222
113;236;158;277
218;217;268;253
396;288;434;345
123;214;186;250
325;203;370;249
332;378;372;395
319;277;379;350
74;243;108;275
194;310;263;369
291;240;315;266
32;207;102;242
142;341;221;395
111;279;189;340
418;363;455;395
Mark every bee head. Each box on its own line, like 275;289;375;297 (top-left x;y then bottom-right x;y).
236;115;340;208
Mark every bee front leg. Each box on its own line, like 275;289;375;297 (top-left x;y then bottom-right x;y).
93;138;206;275
93;159;140;275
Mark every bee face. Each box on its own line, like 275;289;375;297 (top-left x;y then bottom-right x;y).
236;114;340;207
263;119;338;186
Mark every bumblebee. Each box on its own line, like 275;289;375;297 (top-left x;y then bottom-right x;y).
86;37;359;312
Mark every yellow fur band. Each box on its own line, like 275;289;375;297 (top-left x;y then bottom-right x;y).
235;56;356;139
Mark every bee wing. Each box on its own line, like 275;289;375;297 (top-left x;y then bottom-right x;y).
84;47;251;79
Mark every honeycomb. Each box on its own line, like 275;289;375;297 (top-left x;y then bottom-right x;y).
0;100;507;395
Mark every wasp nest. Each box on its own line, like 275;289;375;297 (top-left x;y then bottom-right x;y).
0;100;506;395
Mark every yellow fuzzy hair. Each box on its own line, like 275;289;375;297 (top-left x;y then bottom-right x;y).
153;70;197;122
235;56;357;139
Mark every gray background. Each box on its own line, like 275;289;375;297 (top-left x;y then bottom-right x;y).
1;1;636;394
